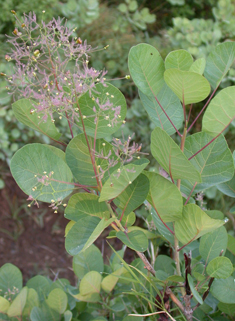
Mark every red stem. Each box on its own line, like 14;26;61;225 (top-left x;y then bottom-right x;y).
184;182;198;205
72;82;101;188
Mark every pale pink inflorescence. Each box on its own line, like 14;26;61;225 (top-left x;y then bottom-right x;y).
5;12;122;125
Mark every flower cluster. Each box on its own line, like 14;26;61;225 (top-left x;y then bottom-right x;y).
5;12;107;124
94;134;147;181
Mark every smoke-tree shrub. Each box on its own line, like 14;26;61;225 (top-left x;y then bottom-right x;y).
1;11;235;321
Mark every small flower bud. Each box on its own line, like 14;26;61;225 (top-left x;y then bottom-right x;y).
11;10;16;14
21;23;26;28
125;75;130;79
0;73;6;77
5;55;11;62
76;37;82;44
33;50;40;58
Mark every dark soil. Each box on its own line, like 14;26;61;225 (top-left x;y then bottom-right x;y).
0;175;76;283
0;174;134;284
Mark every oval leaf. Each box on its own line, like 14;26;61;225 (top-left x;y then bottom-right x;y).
183;132;234;193
139;83;184;135
211;277;235;304
101;267;124;293
12;99;61;141
206;257;233;279
66;134;118;186
165;49;193;71
0;297;10;313
46;288;68;314
128;43;165;96
151;127;201;181
164;69;210;104
79;271;102;296
175;204;225;245
0;264;22;299
189;58;206;75
114;174;149;217
217;175;235;198
26;276;50;302
116;230;148;252
65;216;114;255
146;172;183;222
99;159;149;202
202;86;235;135
73;245;104;279
204;42;235;89
199;226;228;262
78;83;126;139
8;287;27;317
10;144;73;203
65;193;110;221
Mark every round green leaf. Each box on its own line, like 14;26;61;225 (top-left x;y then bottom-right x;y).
164;69;210;105
165;49;193;71
199;226;228;262
114;174;149;217
73;245;104;279
128;43;165;96
78;83;126;139
189;58;206;75
154;255;174;276
175;204;225;245
218;302;235;316
65;193;110;221
8;287;28;317
65;220;76;237
202;86;235;135
151;127;201;182
10;144;73;203
0;264;22;299
79;271;102;296
26;276;50;302
206;257;233;279
65;134;118;186
46;288;68;314
22;288;39;317
146;172;183;222
30;307;46;321
116;230;148;252
204;42;235;89
217;175;235;198
64;310;73;321
99;159;149;202
101;267;124;293
139;83;184;136
65;216;114;255
227;234;235;256
12;99;61;140
0;297;10;313
183;132;234;193
211;277;235;303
